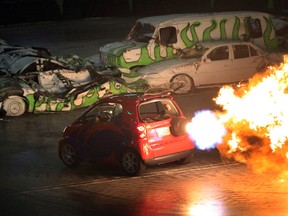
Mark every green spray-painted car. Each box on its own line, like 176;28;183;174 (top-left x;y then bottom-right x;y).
0;75;128;117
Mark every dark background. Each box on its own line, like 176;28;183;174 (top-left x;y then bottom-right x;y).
0;0;287;25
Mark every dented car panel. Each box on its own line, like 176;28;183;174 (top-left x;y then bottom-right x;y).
0;43;129;116
0;43;94;77
100;11;278;76
0;46;51;75
38;69;93;93
33;79;127;113
0;75;128;116
127;41;282;94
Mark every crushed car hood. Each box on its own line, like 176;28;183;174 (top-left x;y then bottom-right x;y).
38;69;93;93
0;56;43;75
0;45;52;75
137;57;198;75
0;76;26;100
100;41;146;56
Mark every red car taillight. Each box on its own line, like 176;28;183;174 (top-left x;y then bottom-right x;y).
137;125;147;139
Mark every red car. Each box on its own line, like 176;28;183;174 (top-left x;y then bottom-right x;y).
58;89;195;176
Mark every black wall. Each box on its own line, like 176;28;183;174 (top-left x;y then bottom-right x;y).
0;0;286;25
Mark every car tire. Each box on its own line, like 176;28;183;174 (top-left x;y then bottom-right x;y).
2;96;27;116
170;74;195;94
175;153;194;165
60;143;81;168
121;149;146;176
170;117;189;137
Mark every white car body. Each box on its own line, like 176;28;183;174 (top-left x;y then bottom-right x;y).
131;41;282;94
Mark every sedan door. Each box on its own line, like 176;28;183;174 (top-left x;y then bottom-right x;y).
230;44;263;82
193;45;233;86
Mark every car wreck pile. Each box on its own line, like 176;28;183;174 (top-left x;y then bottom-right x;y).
0;41;129;116
1;12;287;117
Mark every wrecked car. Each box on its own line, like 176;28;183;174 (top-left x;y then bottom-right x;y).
0;42;129;116
0;74;128;116
0;44;51;75
0;43;92;77
125;41;283;94
100;11;278;77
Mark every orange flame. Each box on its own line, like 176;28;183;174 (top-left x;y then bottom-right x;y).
215;55;288;175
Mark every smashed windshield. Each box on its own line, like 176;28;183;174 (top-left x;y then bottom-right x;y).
126;22;155;43
180;44;207;59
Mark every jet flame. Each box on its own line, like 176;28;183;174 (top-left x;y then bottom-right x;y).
186;110;226;150
189;55;288;176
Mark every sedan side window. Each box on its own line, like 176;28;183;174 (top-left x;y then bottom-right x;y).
207;46;229;61
233;45;249;59
249;45;259;57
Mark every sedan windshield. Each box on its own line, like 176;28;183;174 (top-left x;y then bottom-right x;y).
180;44;206;59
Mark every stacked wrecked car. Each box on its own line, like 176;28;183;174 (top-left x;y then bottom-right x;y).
0;42;128;116
1;11;287;117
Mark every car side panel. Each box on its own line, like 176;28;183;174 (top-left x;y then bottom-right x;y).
231;56;261;82
194;45;233;86
194;59;232;86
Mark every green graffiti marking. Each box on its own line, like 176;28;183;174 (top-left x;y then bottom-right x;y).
219;19;227;40
243;17;250;41
203;19;217;41
33;81;128;113
107;14;278;74
181;22;201;48
118;44;175;73
232;17;241;40
25;94;35;112
76;88;100;108
34;94;47;110
263;16;278;50
55;101;66;111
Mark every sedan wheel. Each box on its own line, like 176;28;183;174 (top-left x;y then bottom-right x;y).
3;96;26;116
170;74;194;94
60;143;80;168
121;150;146;176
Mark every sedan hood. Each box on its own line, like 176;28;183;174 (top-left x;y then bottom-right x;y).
137;57;198;75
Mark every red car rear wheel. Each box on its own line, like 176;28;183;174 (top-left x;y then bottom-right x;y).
121;150;146;176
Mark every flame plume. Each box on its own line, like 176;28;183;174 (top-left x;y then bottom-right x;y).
215;55;288;175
